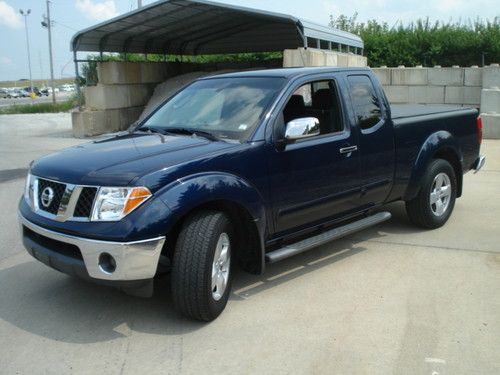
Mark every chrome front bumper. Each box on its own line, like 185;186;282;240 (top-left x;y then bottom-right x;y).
19;214;165;281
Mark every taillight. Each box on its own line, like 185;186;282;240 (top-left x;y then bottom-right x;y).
476;116;483;145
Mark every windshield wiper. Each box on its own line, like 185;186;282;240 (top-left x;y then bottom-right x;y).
135;126;167;134
163;127;221;142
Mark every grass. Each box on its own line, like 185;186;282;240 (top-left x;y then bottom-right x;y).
0;95;81;115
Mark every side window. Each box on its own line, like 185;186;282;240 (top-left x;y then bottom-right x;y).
347;75;382;130
282;79;343;136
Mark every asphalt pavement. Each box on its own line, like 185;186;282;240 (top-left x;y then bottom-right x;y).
0;113;499;374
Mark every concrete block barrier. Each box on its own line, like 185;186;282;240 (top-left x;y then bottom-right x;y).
409;86;445;104
392;68;428;86
283;48;366;68
445;86;482;106
464;67;482;87
482;65;500;89
482;113;500;139
428;67;464;86
85;84;155;111
97;61;168;85
72;107;143;138
383;86;409;103
372;68;391;85
480;88;500;113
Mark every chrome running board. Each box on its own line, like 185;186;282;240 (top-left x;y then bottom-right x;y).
265;212;391;263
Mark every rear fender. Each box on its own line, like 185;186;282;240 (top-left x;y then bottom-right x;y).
404;131;462;201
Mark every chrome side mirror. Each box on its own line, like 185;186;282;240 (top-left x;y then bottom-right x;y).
284;117;320;142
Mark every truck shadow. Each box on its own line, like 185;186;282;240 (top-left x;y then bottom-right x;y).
231;239;368;300
0;205;423;344
356;201;429;237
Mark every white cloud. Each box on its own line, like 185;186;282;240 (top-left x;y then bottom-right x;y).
75;0;118;21
0;1;22;29
0;56;12;64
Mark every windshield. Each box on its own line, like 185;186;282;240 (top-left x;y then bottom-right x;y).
141;77;285;142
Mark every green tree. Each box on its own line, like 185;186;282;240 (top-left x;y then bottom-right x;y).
329;15;500;67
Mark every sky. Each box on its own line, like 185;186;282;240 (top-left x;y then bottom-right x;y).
0;0;498;82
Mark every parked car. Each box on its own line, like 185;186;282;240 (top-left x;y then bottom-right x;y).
44;86;60;94
59;84;75;92
23;87;42;97
19;67;485;321
0;88;21;98
15;89;29;98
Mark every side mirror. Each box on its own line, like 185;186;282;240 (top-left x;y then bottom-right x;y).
284;117;320;142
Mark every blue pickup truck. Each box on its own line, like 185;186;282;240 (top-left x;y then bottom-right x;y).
19;67;485;321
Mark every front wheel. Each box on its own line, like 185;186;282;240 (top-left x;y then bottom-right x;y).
406;159;457;229
171;210;233;321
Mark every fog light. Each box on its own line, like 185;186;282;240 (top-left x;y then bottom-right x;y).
98;253;116;274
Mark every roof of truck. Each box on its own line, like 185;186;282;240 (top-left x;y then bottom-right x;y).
201;67;372;80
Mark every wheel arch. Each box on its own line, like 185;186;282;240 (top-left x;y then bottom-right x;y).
404;131;463;201
157;172;267;274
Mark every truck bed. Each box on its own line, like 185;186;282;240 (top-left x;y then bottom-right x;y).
389;103;479;202
391;104;476;120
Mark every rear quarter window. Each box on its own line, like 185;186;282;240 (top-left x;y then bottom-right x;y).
347;75;382;130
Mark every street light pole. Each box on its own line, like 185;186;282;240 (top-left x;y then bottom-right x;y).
45;0;56;104
19;9;33;96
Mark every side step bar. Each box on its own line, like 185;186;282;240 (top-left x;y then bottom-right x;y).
265;212;391;264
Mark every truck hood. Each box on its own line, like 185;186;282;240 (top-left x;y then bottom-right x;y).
31;133;237;186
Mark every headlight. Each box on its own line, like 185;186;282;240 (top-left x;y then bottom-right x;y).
91;187;152;222
24;173;34;207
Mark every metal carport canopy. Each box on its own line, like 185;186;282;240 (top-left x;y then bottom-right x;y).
70;0;363;55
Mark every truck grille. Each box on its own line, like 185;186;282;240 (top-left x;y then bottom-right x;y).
31;176;99;221
37;178;66;215
73;187;98;218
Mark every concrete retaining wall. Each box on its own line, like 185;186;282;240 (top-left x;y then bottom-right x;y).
72;53;498;138
72;59;281;137
372;66;485;105
73;50;366;137
373;64;500;139
283;48;367;68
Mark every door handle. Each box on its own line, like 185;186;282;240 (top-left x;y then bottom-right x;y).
339;146;358;154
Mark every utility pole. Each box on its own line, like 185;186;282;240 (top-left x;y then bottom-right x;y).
42;0;56;104
19;9;33;96
138;0;143;8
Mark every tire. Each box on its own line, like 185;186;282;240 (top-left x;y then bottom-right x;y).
406;159;457;229
171;210;234;321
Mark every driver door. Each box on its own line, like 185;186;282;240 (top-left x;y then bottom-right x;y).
268;77;362;235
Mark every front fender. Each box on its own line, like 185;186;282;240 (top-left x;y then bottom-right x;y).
404;131;462;201
156;172;267;271
158;172;265;221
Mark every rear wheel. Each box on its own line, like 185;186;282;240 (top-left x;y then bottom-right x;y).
406;159;457;229
171;210;233;321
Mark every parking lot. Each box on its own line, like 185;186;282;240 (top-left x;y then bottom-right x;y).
0;92;73;108
0;113;499;374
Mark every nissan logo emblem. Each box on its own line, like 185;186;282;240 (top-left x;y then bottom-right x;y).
41;187;55;208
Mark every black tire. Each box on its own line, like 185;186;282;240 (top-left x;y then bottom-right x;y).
406;159;457;229
171;210;234;321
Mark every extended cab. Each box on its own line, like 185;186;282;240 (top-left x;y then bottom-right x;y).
19;67;485;321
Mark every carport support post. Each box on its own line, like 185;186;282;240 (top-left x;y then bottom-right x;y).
296;26;307;49
73;51;82;110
